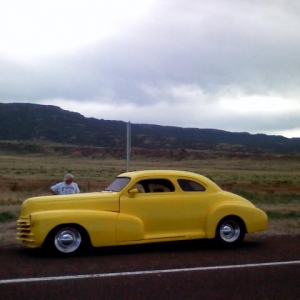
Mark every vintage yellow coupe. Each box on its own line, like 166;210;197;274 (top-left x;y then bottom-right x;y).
17;170;268;254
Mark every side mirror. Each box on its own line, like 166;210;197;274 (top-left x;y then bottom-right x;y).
128;188;139;196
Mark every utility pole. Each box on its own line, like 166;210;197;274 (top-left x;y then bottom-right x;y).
126;121;131;172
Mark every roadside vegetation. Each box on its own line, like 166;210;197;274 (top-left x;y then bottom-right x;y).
0;145;299;236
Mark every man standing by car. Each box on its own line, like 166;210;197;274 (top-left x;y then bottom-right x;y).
50;173;80;195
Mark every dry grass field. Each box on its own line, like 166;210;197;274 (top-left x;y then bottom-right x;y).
0;149;300;247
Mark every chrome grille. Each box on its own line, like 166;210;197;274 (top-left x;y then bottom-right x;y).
17;217;35;243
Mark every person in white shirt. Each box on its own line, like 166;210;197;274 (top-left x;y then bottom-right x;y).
50;173;80;195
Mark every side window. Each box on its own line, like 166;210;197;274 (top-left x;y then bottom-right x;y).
131;183;145;193
137;179;175;193
178;179;206;192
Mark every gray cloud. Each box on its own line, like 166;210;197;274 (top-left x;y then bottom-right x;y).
1;0;300;137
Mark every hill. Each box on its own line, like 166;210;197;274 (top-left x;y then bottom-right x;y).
0;102;300;154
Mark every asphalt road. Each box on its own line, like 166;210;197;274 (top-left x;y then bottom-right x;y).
0;235;300;300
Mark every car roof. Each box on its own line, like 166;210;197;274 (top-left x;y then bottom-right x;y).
118;170;221;190
120;169;200;177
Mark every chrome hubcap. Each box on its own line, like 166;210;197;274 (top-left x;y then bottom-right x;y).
54;228;82;253
220;221;240;242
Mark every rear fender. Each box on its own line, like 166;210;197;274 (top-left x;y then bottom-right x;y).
205;203;257;238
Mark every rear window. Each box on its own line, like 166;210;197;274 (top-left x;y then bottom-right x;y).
178;179;206;192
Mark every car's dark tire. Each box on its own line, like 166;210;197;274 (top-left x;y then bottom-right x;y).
215;217;245;246
48;225;88;255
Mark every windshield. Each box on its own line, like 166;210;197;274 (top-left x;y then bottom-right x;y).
104;177;131;192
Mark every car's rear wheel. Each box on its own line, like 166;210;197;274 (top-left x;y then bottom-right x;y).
48;225;88;255
216;217;245;246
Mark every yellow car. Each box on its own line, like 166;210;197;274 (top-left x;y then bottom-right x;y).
17;170;268;254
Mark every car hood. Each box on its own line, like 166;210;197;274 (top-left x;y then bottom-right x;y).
20;192;120;217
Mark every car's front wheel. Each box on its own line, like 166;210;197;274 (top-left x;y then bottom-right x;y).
216;217;245;246
48;225;88;255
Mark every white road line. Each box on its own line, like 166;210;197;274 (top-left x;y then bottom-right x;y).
1;260;300;285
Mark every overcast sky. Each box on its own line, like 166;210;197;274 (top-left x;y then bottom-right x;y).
1;0;300;138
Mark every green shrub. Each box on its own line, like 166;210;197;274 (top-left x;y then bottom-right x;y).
266;211;300;219
233;190;300;203
0;211;17;223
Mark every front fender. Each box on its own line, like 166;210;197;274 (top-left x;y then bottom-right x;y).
205;203;268;238
30;210;118;247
